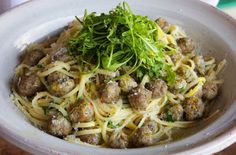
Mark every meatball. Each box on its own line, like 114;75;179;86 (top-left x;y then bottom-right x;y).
131;128;153;147
51;47;71;62
146;79;167;99
161;104;184;121
143;120;158;133
203;82;218;100
131;121;157;147
176;38;195;54
97;70;119;85
119;75;137;92
48;115;72;137
98;71;120;84
128;86;152;111
100;81;121;104
69;101;94;123
47;72;75;96
17;72;44;97
155;17;169;32
194;56;206;75
183;97;205;121
22;49;45;66
108;131;129;148
79;133;102;145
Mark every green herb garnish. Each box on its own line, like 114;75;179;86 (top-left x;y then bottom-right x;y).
36;64;44;69
108;120;119;129
165;111;174;122
68;2;175;85
42;106;50;115
179;85;187;93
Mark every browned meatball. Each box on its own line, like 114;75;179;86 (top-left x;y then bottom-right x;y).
160;104;184;121
128;86;152;111
47;72;75;96
51;47;71;62
131;121;157;147
119;75;137;92
17;72;44;97
48;115;72;137
203;82;218;100
183;97;205;121
146;79;167;99
79;133;102;145
177;38;195;54
98;71;120;84
143;120;158;133
69;101;94;123
108;131;129;148
22;49;45;66
100;81;121;104
155;17;169;32
132;128;153;147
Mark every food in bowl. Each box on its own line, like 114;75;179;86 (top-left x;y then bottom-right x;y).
10;2;226;148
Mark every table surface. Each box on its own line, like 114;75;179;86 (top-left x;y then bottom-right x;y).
0;0;236;154
0;136;236;155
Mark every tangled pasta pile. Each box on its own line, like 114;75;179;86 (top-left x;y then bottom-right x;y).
11;3;225;148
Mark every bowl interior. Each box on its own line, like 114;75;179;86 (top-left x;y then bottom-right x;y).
0;0;236;154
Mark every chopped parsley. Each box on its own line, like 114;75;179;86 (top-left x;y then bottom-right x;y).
42;106;50;115
36;64;44;69
165;111;174;122
108;120;119;129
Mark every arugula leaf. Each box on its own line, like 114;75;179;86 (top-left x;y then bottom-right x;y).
68;2;175;83
165;65;176;86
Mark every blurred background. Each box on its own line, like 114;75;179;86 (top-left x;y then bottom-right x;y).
0;0;236;17
0;0;28;14
218;0;236;18
0;0;236;154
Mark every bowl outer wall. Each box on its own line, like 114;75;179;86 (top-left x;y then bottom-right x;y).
0;0;236;155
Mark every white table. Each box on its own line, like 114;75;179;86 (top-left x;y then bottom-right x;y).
0;0;29;14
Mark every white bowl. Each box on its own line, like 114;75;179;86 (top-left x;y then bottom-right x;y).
0;0;236;154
